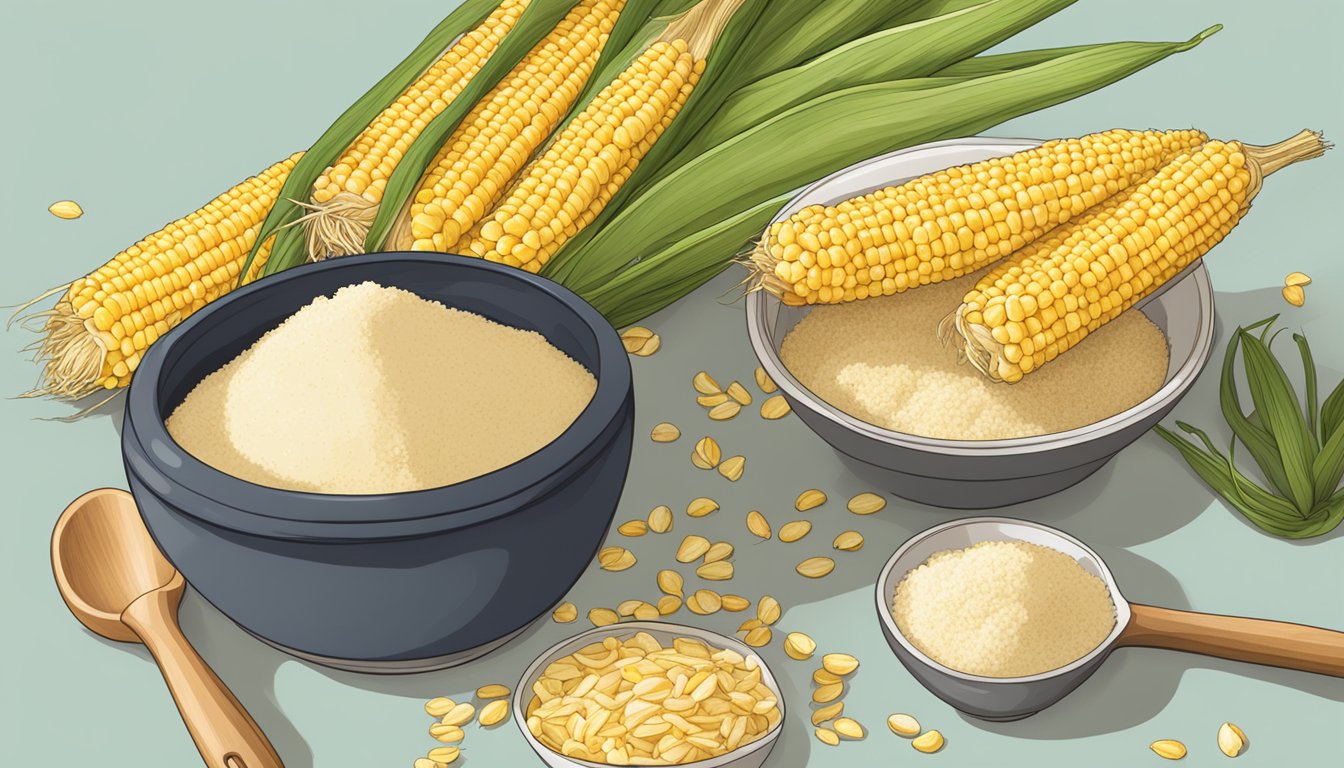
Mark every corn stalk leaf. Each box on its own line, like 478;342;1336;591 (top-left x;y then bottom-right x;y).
688;0;1078;154
1312;417;1344;504
238;0;503;283
358;0;586;256
1238;326;1317;510
1294;332;1321;444
1217;316;1296;497
1322;378;1344;440
553;27;1219;294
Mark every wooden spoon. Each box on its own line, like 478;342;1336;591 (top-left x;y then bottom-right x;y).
51;488;284;768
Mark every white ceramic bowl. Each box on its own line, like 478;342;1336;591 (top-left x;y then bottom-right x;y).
745;137;1216;509
513;622;785;768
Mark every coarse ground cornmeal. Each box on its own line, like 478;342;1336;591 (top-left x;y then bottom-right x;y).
891;540;1116;677
778;269;1168;439
167;281;596;493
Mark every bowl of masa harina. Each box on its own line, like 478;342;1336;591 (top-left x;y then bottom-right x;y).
744;137;1217;509
121;252;634;672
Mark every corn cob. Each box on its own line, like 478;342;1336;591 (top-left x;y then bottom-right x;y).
751;128;1209;306
948;130;1329;383
399;0;626;252
299;0;530;259
457;0;744;272
22;153;303;399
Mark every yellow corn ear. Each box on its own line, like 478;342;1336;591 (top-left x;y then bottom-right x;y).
754;128;1210;305
25;153;302;398
405;0;625;252
460;38;702;271
950;130;1328;382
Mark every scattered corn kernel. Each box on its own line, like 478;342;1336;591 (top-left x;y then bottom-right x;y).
475;684;510;700
427;746;461;764
48;200;84;219
598;546;636;571
760;395;791;419
832;530;864;552
754;366;778;393
676;535;711;563
552;602;578;623
739;618;762;632
697;561;734;581
912;730;944;754
743;626;772;647
687;497;719;518
718;455;745;481
727;381;753;405
1284;271;1312;287
439;702;476;727
425;697;456;718
721;594;750;612
1150;739;1187;760
1218;722;1247;758
887;713;921;737
822;653;859;676
815;727;840;746
796;556;835;578
703;541;734;563
709;400;741;420
834;717;864;739
647;505;673;533
478;699;509;726
795;489;827;511
620;326;660;356
429;723;464;742
698;392;730;407
693;371;721;394
657;569;684;597
413;759;439;768
847;492;886;515
811;701;843;726
812;667;840;685
617;519;648;537
589;607;619;626
657;595;682;615
687;589;722;615
812;682;843;703
784;632;816;660
1283;284;1306;307
651;422;681;442
692;436;722;469
746;510;771;539
757;596;781;625
778;520;812;542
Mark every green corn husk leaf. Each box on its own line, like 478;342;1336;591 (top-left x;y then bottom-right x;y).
540;0;775;283
687;0;1078;156
1312;416;1344;504
354;0;586;257
582;195;788;326
1238;326;1317;510
1218;316;1297;497
1322;377;1344;439
238;0;506;283
1294;333;1321;443
936;42;1113;76
553;26;1220;295
1182;422;1305;521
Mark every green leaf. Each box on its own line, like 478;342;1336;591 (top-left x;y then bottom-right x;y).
1238;327;1317;510
1322;378;1344;440
361;0;585;253
1312;419;1344;504
1218;317;1296;498
688;0;1078;153
552;27;1220;294
1293;333;1319;443
1178;422;1303;521
238;0;504;283
1153;425;1302;534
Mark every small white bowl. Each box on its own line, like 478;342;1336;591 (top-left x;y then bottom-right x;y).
513;622;786;768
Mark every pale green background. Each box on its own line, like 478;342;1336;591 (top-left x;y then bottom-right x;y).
2;1;1341;766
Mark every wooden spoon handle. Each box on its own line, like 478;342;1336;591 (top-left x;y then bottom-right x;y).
122;590;284;768
1117;603;1344;677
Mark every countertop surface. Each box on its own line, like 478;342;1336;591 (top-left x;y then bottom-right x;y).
2;1;1341;766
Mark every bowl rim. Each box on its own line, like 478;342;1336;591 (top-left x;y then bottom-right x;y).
744;136;1217;457
513;621;786;768
123;252;632;536
873;516;1132;685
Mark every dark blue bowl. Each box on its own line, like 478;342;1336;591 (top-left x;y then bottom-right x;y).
122;253;633;671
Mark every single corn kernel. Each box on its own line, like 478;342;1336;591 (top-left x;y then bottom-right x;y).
761;394;791;419
692;436;722;469
754;366;778;393
657;569;684;597
696;561;734;581
1218;723;1247;758
796;556;835;578
912;730;944;754
48;200;84;219
687;589;722;615
720;594;750;612
647;505;673;533
589;607;619;626
687;497;719;518
812;682;843;703
598;546;636;571
475;684;510;700
815;727;841;746
708;400;741;420
1283;284;1306;307
718;455;745;481
425;697;456;718
834;717;864;739
811;701;843;726
846;492;886;515
1150;739;1187;760
478;699;509;727
427;746;461;764
676;535;711;562
651;422;681;442
887;713;921;737
746;510;771;539
822;653;859;676
778;520;812;542
429;723;464;742
743;626;772;647
832;531;864;552
617;520;648;537
657;595;682;615
795;489;827;511
813;668;841;686
784;632;816;660
703;541;734;563
439;703;476;727
552;602;578;623
620;326;660;355
727;381;753;405
698;392;729;407
1284;271;1312;287
693;371;721;394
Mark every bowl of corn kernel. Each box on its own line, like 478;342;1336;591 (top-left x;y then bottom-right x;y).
515;622;785;768
746;135;1217;509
